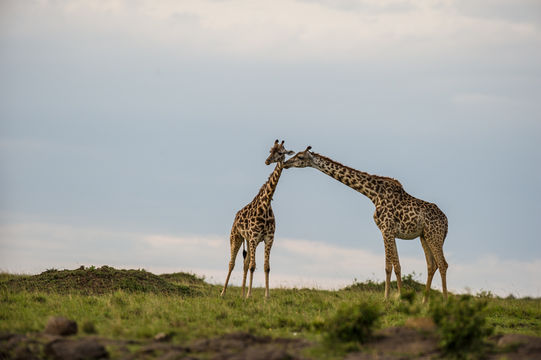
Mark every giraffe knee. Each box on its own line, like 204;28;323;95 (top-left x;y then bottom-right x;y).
264;264;270;273
438;257;448;271
440;261;448;274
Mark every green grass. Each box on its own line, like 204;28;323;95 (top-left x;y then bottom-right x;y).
1;267;540;359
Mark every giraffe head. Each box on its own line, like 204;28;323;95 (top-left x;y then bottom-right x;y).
265;139;295;165
283;146;314;169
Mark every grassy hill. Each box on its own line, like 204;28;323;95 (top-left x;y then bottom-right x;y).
1;266;540;359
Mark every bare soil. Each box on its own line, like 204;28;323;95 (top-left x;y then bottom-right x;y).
2;327;541;360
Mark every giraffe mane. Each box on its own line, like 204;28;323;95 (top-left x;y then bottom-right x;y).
312;152;403;188
252;162;282;201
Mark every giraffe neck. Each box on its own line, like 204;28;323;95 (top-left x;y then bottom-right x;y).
256;161;284;207
311;153;380;203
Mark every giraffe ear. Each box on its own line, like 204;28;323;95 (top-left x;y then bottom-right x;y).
286;150;295;155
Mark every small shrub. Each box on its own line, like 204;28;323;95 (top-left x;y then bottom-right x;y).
324;300;381;347
345;273;429;294
82;320;97;334
476;290;494;299
400;288;416;304
397;289;421;315
32;295;47;303
429;295;493;359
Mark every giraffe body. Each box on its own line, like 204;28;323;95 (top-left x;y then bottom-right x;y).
221;140;293;298
284;147;448;301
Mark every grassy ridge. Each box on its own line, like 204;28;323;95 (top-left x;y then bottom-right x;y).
1;267;540;355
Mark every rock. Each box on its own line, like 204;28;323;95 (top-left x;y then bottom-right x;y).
404;317;437;332
497;334;541;358
157;350;198;360
45;338;108;360
12;343;41;360
498;333;533;347
154;332;172;342
346;327;439;360
237;344;294;360
44;317;78;336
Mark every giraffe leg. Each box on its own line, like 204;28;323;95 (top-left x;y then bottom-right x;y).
246;239;257;299
420;235;437;303
263;236;274;298
383;235;395;300
391;239;402;298
221;231;243;297
241;243;250;297
426;234;448;300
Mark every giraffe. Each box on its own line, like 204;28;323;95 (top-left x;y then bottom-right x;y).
284;146;448;302
221;140;294;299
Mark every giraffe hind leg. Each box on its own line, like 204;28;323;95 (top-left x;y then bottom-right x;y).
391;239;402;298
241;243;251;297
420;235;437;303
425;231;448;300
221;231;243;297
383;234;396;300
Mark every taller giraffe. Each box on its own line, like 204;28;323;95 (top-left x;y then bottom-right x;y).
284;146;448;302
221;140;294;298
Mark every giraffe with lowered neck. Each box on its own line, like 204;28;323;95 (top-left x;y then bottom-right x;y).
221;140;294;298
284;146;448;302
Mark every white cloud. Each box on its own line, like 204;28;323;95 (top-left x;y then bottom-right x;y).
1;221;540;297
4;0;540;63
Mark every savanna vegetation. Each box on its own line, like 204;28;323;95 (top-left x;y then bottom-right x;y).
1;266;540;359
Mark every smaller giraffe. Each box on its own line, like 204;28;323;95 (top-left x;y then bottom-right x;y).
221;140;294;298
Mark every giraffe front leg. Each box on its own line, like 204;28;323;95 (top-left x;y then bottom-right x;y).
263;236;274;298
384;255;392;300
246;240;257;299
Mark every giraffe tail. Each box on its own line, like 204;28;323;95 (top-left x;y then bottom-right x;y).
242;239;247;259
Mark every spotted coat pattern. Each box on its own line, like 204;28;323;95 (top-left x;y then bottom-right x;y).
284;147;449;301
221;140;293;298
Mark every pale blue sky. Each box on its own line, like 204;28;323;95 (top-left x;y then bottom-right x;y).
1;0;540;296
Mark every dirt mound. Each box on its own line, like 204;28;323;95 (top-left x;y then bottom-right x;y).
1;266;194;295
